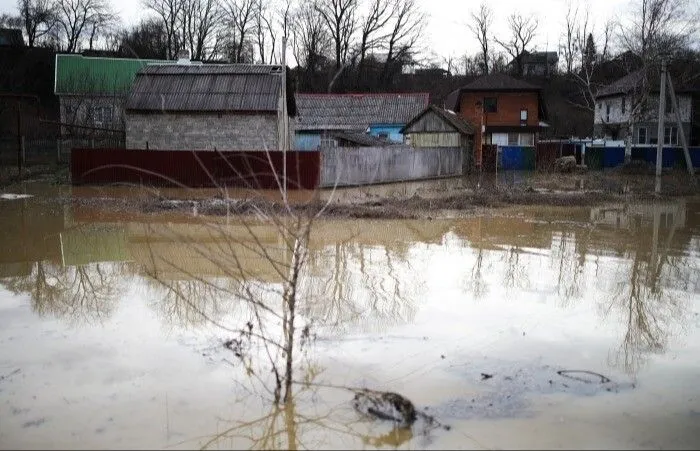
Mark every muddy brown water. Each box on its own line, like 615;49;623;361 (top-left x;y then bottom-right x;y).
1;183;700;449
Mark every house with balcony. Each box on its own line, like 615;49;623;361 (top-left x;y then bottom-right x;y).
445;73;548;154
593;69;695;145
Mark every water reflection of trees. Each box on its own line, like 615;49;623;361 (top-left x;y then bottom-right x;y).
303;239;421;336
198;387;413;450
1;260;128;324
603;203;692;374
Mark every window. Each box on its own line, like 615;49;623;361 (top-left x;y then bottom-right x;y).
92;106;113;127
520;109;528;122
638;126;647;144
483;97;497;113
664;126;678;145
519;133;534;146
605;103;610;122
507;133;519;145
621;97;626;114
320;135;337;148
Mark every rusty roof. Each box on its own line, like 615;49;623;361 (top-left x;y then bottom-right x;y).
125;64;284;112
294;92;429;131
401;104;476;135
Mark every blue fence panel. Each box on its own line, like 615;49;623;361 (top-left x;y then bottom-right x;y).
690;147;700;167
500;146;524;170
602;147;625;168
633;147;683;168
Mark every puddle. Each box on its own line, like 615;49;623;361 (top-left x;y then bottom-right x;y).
0;185;699;449
0;193;34;200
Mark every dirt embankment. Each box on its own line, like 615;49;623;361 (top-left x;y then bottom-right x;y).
58;169;700;221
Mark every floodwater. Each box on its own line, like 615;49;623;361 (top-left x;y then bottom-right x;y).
1;184;700;449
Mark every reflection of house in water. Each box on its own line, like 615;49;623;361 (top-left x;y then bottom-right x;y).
0;191;68;278
126;222;289;283
590;202;687;230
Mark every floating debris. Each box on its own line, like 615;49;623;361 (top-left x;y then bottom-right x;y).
351;388;451;431
353;389;417;428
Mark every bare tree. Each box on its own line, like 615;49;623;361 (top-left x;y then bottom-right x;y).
84;2;117;50
618;0;699;63
143;0;183;59
0;13;22;29
223;0;257;63
114;18;169;59
494;12;538;77
468;3;492;75
560;1;579;74
291;3;331;73
54;0;113;52
17;0;57;47
180;0;221;60
356;0;392;77
380;0;425;87
314;0;358;69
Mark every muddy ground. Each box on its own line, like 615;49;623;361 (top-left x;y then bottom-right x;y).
5;163;700;219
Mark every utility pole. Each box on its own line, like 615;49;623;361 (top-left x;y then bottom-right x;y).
655;60;667;193
281;35;288;205
665;71;697;185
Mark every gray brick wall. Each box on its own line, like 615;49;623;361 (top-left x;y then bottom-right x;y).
125;113;281;150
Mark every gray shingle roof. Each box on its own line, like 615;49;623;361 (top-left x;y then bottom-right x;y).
401;104;476;135
595;68;698;99
125;64;283;112
459;73;540;92
331;131;392;146
294;92;429;131
595;70;644;98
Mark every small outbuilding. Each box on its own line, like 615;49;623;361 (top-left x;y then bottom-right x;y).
401;104;475;149
125;63;295;151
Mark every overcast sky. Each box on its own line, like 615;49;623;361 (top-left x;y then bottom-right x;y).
0;0;629;62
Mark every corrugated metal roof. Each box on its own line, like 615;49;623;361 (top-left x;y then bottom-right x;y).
295;92;429;131
125;64;282;112
140;64;283;75
55;54;175;95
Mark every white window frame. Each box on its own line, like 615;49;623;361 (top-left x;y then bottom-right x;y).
519;133;534;146
92;106;113;128
637;126;647;144
663;126;678;145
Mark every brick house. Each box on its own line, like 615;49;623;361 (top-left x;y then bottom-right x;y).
125;63;296;151
445;73;548;159
294;92;428;149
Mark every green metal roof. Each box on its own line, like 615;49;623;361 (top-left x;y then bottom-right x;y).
54;54;175;95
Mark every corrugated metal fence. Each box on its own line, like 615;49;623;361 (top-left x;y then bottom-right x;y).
71;148;321;189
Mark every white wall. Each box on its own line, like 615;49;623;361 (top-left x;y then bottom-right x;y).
594;94;692;125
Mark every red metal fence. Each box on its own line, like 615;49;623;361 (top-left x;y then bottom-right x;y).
71;148;321;190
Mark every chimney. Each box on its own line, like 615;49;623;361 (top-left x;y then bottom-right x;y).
177;49;191;65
